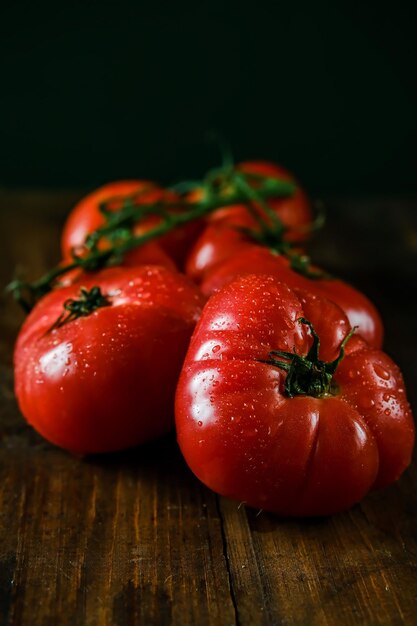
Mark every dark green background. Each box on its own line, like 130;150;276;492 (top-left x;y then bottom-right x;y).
1;0;416;193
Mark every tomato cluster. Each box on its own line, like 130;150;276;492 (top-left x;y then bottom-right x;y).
12;160;414;516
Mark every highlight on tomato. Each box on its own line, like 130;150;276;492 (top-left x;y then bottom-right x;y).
14;266;204;454
175;274;414;517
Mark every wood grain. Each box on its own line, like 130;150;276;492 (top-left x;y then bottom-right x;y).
0;192;416;626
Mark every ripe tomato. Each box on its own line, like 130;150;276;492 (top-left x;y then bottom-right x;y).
176;275;414;517
201;246;384;348
61;181;202;270
14;266;204;454
186;161;312;283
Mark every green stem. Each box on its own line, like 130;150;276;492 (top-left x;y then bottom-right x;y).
7;173;296;311
48;286;112;332
259;319;357;398
232;172;285;237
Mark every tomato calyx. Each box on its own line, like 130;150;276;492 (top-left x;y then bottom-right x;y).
260;318;357;398
49;286;111;331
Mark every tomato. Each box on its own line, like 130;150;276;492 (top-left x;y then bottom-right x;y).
185;161;312;283
61;181;203;270
14;266;204;454
175;275;414;517
200;246;384;348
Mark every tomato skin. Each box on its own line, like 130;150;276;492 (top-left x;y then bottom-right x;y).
14;266;204;454
175;275;414;517
61;181;203;270
185;161;312;283
200;246;384;349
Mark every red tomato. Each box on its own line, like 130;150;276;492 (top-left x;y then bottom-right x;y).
61;181;202;270
200;246;384;348
14;266;204;454
175;275;414;516
186;161;312;283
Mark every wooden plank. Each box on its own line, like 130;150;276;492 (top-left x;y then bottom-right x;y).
0;442;236;626
219;473;417;626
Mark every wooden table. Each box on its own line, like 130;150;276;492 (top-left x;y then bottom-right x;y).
1;190;416;626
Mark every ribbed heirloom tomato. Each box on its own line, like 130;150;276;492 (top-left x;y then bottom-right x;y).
14;266;204;454
201;246;383;348
175;275;414;516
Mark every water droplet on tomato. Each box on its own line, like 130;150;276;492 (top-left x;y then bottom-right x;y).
197;421;203;427
384;409;391;416
361;397;375;408
212;345;221;353
373;364;391;381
